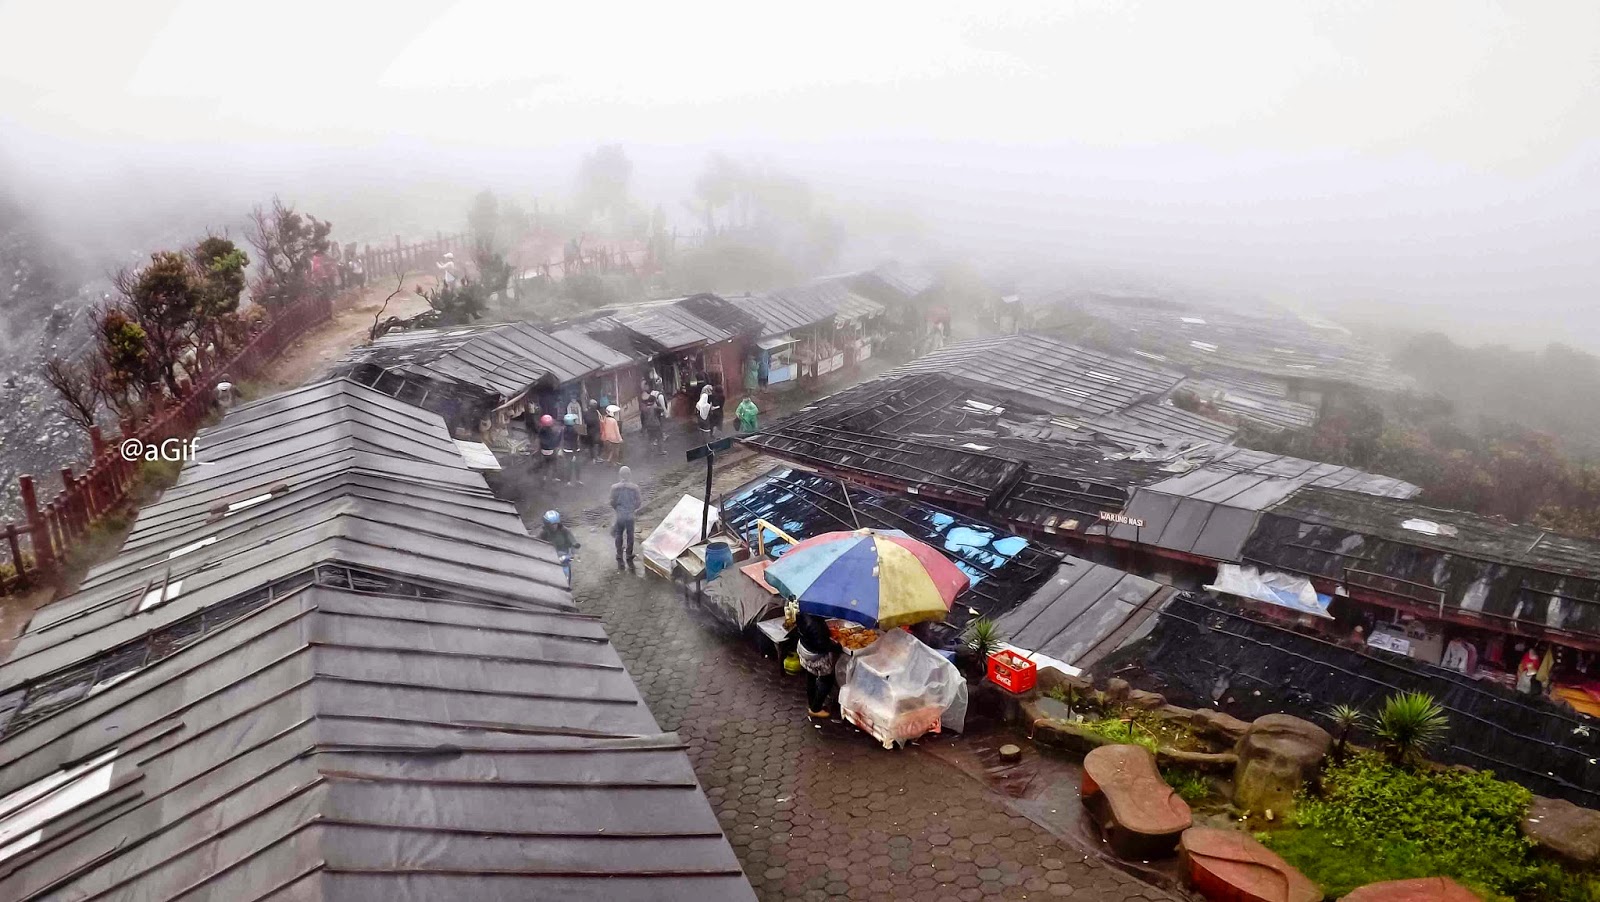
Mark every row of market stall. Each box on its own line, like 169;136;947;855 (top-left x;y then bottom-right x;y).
0;379;756;901
331;265;945;444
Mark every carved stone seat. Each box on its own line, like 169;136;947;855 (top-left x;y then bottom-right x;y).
1178;826;1320;902
1342;877;1480;902
1080;743;1192;860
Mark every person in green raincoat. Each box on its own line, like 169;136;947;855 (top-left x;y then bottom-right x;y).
735;396;760;433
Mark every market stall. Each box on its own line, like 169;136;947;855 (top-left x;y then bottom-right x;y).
755;334;799;387
760;528;973;748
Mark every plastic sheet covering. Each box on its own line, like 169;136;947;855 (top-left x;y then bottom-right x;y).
1205;564;1333;619
837;630;968;748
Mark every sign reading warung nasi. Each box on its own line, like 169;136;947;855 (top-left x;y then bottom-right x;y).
1097;510;1146;528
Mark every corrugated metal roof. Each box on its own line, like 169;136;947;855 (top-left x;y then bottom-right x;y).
998;557;1176;670
1118;402;1238;444
747;368;1415;566
1093;448;1419;561
336;322;633;405
1180;375;1318;432
0;378;752;901
581;294;757;352
892;333;1187;417
1063;295;1412;394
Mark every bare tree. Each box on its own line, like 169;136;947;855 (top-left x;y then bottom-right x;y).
368;272;407;341
247;196;333;309
43;355;104;433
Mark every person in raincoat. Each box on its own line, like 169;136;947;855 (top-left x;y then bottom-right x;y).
735;396;759;434
599;404;624;464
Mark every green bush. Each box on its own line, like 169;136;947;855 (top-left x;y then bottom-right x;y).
1264;753;1600;901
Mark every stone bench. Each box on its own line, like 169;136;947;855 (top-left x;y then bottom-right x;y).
1179;826;1320;902
1341;877;1479;901
1080;743;1192;860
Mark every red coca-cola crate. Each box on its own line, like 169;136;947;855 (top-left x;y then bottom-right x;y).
986;649;1037;693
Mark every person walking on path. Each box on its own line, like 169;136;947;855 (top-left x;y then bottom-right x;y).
561;413;584;485
599;404;624;464
609;466;642;564
736;396;759;434
582;400;603;462
539;509;580;587
535;414;562;485
639;390;665;455
796;613;842;718
709;381;726;436
651;390;669;454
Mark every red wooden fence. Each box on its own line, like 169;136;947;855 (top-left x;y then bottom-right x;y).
1;289;334;595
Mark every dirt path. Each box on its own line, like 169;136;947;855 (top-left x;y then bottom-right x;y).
248;273;437;395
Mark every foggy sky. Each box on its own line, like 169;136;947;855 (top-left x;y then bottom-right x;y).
2;0;1597;348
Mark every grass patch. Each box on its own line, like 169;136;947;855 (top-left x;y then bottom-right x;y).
1162;767;1212;804
1079;716;1159;752
1262;753;1600;901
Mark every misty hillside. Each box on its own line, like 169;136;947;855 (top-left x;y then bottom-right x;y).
1394;333;1600;454
0;192;77;347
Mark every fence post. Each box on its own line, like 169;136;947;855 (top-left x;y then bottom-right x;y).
19;475;53;570
4;524;25;588
60;468;84;536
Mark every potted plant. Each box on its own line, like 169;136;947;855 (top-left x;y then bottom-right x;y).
959;617;1006;679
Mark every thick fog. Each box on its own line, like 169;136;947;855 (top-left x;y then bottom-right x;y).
2;0;1598;348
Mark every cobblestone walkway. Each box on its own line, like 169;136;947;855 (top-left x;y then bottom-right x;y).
568;464;1175;901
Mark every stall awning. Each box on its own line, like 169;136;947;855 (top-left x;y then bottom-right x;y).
758;333;799;350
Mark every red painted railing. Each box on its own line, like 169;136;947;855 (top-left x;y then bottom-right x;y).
1;290;333;594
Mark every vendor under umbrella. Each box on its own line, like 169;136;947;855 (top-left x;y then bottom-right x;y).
796;613;842;718
765;529;970;720
765;528;970;630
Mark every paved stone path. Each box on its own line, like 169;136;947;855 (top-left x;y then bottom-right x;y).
565;463;1176;901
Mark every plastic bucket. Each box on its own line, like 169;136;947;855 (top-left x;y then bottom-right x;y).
705;541;733;581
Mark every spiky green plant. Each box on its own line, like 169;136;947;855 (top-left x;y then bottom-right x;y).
1324;703;1367;762
1370;691;1450;766
963;617;1006;659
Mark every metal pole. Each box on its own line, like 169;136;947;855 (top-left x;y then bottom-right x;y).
701;446;714;543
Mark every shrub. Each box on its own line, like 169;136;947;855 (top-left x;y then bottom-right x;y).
1371;691;1450;765
1267;753;1546;899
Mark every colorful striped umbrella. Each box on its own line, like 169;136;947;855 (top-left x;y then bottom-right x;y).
764;528;970;629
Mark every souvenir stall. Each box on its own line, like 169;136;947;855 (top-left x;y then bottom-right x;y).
754;334;800;388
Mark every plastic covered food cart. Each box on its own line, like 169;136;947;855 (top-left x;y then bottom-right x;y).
837;629;968;749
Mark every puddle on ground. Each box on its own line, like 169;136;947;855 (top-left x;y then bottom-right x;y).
919;728;1193;897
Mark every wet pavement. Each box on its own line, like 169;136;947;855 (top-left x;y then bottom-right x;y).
523;447;1176;901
